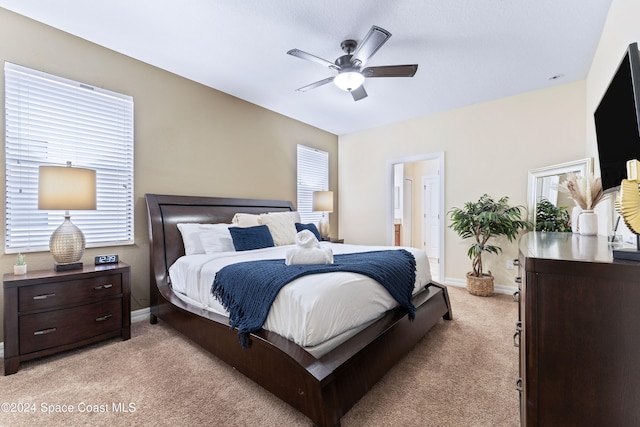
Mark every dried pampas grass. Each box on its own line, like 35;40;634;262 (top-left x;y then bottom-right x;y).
558;173;604;210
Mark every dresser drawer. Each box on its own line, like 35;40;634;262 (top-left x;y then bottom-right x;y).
19;298;122;354
18;274;122;312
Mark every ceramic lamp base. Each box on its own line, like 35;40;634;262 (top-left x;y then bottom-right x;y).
50;216;86;264
318;215;330;239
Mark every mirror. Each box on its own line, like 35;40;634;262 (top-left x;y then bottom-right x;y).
527;158;593;224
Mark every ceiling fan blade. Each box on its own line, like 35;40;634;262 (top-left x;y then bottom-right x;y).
295;76;335;92
351;26;391;66
362;64;418;78
287;49;340;71
351;85;368;101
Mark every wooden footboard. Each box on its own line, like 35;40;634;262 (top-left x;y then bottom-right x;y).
145;194;452;427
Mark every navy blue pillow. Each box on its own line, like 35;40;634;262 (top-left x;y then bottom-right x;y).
229;225;275;251
295;223;322;241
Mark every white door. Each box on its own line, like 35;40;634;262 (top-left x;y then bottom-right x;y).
422;175;441;279
402;178;413;247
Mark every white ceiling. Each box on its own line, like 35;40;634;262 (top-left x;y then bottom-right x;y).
0;1;612;135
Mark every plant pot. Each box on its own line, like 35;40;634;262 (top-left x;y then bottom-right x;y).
14;264;27;275
571;206;582;233
578;210;598;235
466;272;494;297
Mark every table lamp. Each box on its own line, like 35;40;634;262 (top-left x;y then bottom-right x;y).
38;162;96;271
313;190;333;239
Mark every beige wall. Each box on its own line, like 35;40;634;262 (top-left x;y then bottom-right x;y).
339;81;587;288
0;9;338;341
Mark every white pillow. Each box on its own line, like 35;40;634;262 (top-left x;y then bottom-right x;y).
259;211;301;246
177;223;233;255
199;226;236;253
231;213;262;227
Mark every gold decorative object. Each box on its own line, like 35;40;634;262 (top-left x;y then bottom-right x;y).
615;159;640;234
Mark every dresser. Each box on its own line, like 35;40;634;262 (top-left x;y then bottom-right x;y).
516;232;640;426
3;263;130;375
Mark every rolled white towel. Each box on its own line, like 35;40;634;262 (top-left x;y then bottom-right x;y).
285;246;334;265
284;229;333;265
295;229;320;248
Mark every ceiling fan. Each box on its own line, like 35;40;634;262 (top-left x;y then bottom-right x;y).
287;25;418;101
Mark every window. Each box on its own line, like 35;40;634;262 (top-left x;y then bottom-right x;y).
5;62;134;253
296;144;328;224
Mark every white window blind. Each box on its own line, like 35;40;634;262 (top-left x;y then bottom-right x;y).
297;144;328;225
4;62;134;253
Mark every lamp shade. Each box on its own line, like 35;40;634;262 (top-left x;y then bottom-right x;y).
334;71;365;92
313;191;334;212
38;165;96;210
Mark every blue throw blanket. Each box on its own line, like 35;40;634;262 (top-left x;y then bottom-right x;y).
211;249;417;347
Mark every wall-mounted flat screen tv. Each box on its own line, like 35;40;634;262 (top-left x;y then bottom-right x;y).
594;42;640;193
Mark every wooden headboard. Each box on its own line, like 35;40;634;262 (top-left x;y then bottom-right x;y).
145;194;295;288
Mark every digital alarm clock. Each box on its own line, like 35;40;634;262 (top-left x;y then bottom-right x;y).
95;254;119;265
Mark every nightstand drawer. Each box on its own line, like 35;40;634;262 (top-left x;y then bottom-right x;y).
18;274;122;312
19;298;122;354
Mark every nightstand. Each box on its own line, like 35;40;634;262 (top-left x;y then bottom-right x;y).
3;262;130;375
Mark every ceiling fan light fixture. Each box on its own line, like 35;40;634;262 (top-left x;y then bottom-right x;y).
334;71;365;91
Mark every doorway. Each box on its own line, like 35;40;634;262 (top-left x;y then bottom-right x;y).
389;152;444;282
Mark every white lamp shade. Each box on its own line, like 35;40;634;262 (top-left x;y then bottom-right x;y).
38;165;97;210
334;71;365;91
313;191;334;212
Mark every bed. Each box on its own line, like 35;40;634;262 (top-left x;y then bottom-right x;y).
145;194;452;427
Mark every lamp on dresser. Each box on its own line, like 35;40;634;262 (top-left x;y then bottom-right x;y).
313;190;333;240
38;162;96;271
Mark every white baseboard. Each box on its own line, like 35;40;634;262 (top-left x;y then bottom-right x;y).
131;307;151;324
0;307;151;359
444;277;517;296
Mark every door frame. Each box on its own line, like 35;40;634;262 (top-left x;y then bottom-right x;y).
387;152;445;280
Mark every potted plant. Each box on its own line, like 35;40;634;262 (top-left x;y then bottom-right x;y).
14;253;27;275
449;194;529;296
558;172;605;235
535;199;571;232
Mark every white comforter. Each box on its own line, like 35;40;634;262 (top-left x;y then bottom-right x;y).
169;242;431;351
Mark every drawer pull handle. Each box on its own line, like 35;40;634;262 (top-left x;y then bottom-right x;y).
95;314;113;322
512;290;520;302
513;259;519;266
516;378;523;392
34;327;57;336
33;293;56;300
515;277;522;284
94;284;113;290
513;321;522;347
